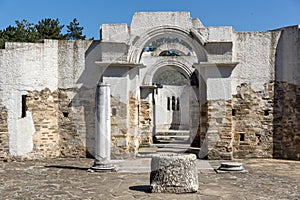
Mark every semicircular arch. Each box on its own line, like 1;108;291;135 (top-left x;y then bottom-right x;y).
128;25;207;63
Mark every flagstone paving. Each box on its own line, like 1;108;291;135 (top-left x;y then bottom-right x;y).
1;158;299;199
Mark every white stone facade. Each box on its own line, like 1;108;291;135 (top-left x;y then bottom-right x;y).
0;12;299;160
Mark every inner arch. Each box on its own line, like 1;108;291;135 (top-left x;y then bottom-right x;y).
142;59;193;86
153;66;189;86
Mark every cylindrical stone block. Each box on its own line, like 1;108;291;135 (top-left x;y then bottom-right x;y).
150;153;198;193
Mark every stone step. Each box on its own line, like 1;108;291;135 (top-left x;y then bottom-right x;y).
155;135;189;140
155;130;190;136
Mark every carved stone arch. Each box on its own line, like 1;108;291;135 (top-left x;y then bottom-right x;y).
128;25;207;63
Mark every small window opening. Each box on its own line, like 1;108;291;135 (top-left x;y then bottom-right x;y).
21;95;27;118
176;97;180;111
159;50;182;56
172;96;176;111
167;97;170;111
112;108;117;116
232;109;236;116
264;110;269;116
63;112;69;118
239;133;245;142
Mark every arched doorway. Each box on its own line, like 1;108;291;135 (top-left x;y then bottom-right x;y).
152;66;191;143
132;26;206;149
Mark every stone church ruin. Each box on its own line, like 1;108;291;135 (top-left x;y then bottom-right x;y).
0;12;299;160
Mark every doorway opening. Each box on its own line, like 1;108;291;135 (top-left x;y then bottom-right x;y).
151;66;200;154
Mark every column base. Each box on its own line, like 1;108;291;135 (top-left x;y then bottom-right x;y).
91;160;117;172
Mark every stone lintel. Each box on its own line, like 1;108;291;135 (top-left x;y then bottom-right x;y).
193;62;239;68
140;85;158;89
95;61;145;68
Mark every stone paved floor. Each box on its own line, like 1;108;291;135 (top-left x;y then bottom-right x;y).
0;158;299;199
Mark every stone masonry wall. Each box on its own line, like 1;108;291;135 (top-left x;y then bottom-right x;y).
139;99;153;146
0;102;9;159
110;93;140;159
198;103;208;148
128;94;139;155
26;88;60;158
26;88;89;159
273;82;300;160
111;95;130;159
58;88;86;157
232;82;274;158
206;100;233;160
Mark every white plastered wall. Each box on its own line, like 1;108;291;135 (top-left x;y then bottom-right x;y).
231;31;281;94
0;40;58;156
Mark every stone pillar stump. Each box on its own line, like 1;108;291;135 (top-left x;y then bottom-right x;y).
150;153;198;193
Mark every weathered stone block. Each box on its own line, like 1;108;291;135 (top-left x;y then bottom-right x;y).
150;153;198;193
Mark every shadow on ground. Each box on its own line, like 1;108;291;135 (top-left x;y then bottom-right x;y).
129;185;151;193
45;165;90;171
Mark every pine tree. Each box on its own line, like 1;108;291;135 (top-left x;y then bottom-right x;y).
0;18;90;48
0;20;38;48
35;18;66;40
66;18;86;40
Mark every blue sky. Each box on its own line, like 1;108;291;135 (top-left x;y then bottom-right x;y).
0;0;299;39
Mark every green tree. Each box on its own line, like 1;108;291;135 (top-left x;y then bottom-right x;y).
66;18;86;40
0;18;91;48
0;20;38;48
35;18;66;40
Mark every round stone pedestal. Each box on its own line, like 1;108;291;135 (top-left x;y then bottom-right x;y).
216;162;247;173
150;153;198;193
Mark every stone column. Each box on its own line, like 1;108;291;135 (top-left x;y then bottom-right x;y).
92;82;115;171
